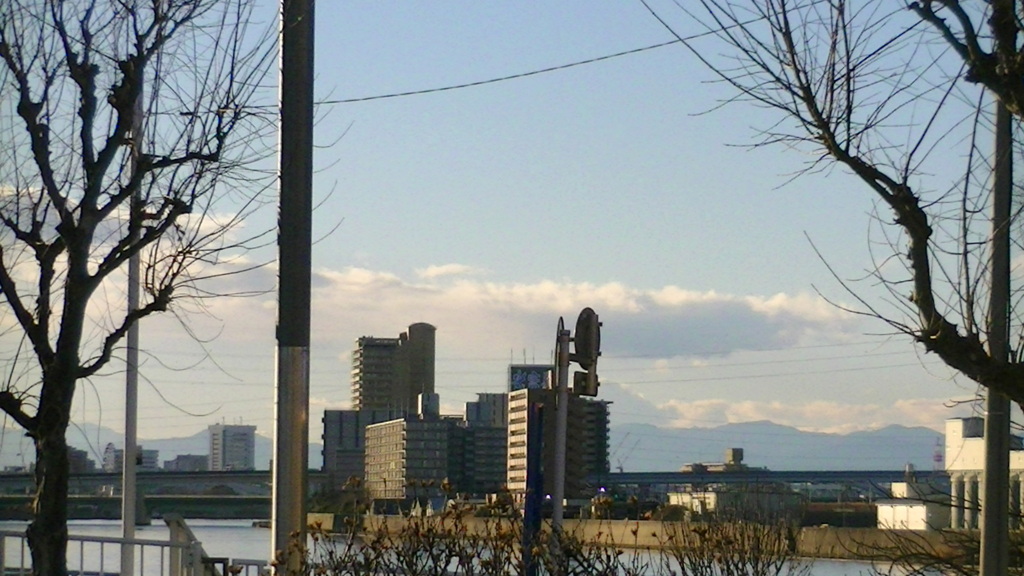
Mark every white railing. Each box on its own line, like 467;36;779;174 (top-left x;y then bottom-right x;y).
0;518;269;576
0;529;204;576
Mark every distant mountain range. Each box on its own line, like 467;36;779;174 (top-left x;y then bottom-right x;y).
609;421;943;472
0;420;941;473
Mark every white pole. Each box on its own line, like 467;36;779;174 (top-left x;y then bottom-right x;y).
121;74;143;576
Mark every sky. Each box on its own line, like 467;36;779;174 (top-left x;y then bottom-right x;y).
1;1;996;457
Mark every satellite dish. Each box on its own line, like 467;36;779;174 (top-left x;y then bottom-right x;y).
573;307;601;370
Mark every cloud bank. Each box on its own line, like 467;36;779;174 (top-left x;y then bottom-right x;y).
2;260;957;437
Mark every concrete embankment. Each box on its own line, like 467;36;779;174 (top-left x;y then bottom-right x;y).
317;515;966;561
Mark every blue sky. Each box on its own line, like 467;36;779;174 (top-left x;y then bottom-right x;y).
3;1;990;453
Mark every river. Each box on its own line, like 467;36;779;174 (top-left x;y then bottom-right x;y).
0;519;916;575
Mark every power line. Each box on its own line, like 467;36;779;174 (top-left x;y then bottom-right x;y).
314;40;681;105
298;15;766;107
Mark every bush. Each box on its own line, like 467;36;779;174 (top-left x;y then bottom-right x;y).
295;505;810;576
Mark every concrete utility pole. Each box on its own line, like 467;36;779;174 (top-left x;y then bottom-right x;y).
121;72;145;576
980;101;1012;576
273;0;314;571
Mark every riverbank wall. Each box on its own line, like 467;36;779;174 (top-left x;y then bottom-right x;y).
324;515;966;561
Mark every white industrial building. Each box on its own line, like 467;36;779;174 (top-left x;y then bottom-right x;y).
879;418;1024;531
876;481;950;531
944;416;1024;530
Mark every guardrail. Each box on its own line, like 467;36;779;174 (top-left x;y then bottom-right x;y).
0;515;268;576
0;529;204;576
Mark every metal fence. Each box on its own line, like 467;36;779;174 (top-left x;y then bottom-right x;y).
0;523;268;576
0;529;204;576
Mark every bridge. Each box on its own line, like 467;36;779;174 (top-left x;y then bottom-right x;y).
0;494;270;521
0;468;947;498
0;470;332;496
588;469;948;488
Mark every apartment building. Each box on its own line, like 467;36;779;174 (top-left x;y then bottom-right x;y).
351;323;436;412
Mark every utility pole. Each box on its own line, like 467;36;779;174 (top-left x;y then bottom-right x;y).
552;320;570;530
980;100;1012;576
551;309;601;533
121;69;145;576
273;0;314;571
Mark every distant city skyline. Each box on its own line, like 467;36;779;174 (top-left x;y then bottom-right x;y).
1;2;987;446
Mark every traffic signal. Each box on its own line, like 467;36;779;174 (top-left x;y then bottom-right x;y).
571;307;601;396
573;368;599;397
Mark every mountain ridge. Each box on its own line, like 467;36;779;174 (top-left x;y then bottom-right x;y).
609;421;942;472
0;420;942;473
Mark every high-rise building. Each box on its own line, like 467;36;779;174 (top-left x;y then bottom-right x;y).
457;423;508;495
351;323;436;411
208;424;256;471
466;392;508;428
364;416;452;501
461;393;509;495
322;408;406;483
506;387;610;501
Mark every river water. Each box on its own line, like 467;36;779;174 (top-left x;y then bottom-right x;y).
0;519;911;575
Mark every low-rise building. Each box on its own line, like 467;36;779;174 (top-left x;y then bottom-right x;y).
67;447;96;474
163;454;208;472
102;443;159;472
667;483;803;520
876;480;950;531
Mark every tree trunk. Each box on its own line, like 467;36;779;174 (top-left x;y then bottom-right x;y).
27;422;70;576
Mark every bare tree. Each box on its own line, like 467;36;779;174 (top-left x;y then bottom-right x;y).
639;0;1024;404
0;1;274;573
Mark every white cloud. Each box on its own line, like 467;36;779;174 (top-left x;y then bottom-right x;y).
0;261;945;438
300;268;862;362
416;263;481;280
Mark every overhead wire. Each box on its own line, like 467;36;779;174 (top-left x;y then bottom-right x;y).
236;16;764;112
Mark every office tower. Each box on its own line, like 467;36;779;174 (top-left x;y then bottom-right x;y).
351;322;436;411
208;423;256;471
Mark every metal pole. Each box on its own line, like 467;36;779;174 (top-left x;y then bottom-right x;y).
121;70;144;576
552;323;570;530
273;0;314;571
522;402;544;576
980;100;1012;576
